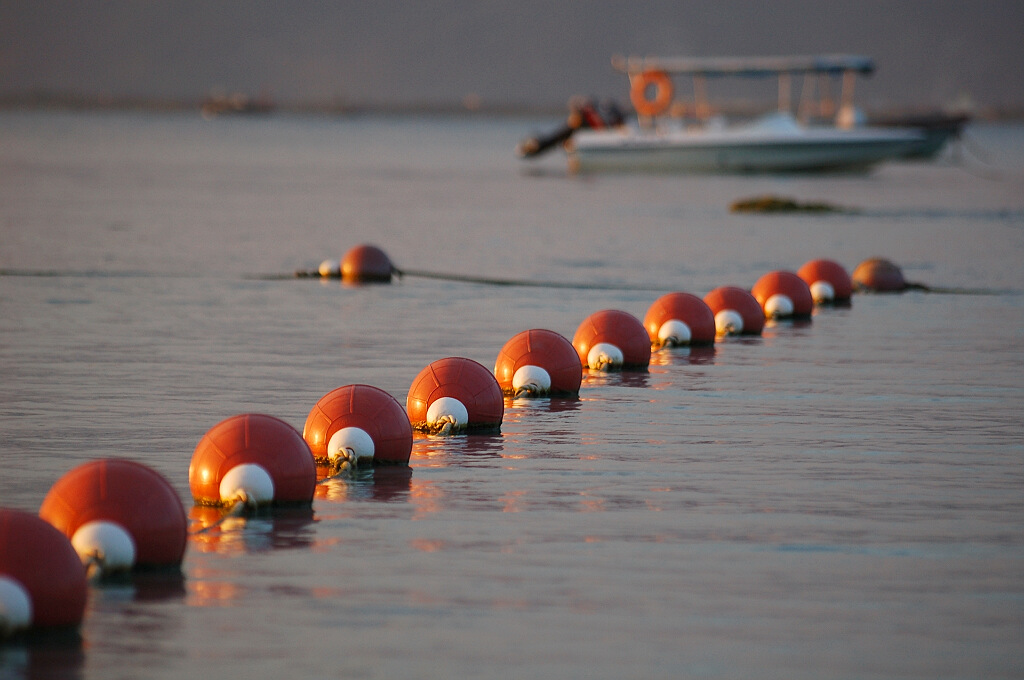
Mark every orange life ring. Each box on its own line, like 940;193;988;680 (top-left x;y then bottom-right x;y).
630;70;673;117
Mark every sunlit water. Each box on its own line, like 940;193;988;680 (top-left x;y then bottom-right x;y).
1;111;1023;679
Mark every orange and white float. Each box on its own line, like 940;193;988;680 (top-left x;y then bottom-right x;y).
407;357;504;433
189;414;317;507
40;459;187;574
572;309;651;370
494;329;582;397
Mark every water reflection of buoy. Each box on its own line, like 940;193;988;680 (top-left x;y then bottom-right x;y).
407;357;504;434
39;460;187;575
189;414;317;508
703;286;765;336
341;244;394;283
851;257;907;292
751;271;814;319
572;310;651;370
187;506;315;554
643;292;716;347
494;329;582;397
303;384;413;468
796;259;853;304
1;508;87;634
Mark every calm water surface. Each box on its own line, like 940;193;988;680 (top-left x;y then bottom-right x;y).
1;111;1023;679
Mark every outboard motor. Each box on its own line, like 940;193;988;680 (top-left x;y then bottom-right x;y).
517;97;623;158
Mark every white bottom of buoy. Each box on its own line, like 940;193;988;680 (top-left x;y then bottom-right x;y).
658;319;692;346
328;426;375;466
0;576;33;633
72;520;136;573
714;309;744;336
427;397;469;430
318;259;341;277
219;463;275;506
512;365;551;395
810;280;835;303
764;293;794;319
588;342;624;370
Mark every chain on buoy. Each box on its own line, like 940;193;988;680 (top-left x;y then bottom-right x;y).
303;384;413;472
494;329;582;397
39;459;187;577
643;292;717;348
189;414;317;508
703;286;766;336
851;257;907;292
751;271;815;320
406;357;504;434
572;309;651;370
341;244;395;283
797;259;853;304
1;508;87;636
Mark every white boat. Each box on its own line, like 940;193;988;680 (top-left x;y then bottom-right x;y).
569;110;925;173
525;55;929;174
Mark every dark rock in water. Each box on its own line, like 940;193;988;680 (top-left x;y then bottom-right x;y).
730;195;850;214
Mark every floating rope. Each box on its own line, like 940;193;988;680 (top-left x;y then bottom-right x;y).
81;549;132;581
82;551;106;581
284;266;669;291
513;384;545;398
315;448;361;484
188;498;248;536
430;415;461;436
3;262;1007;296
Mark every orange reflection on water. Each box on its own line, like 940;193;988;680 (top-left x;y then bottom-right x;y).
408;476;445;519
187;505;315;554
500;489;528;513
410;538;446;552
187;577;243;607
315;476;351;502
188;505;229;553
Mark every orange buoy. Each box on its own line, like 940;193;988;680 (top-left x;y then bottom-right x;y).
572;309;651;370
703;286;765;336
751;271;814;319
341;244;394;283
189;414;317;508
303;384;413;467
39;459;187;574
1;508;87;634
630;70;674;117
643;292;717;347
494;329;582;397
407;357;504;433
796;259;853;303
851;257;907;292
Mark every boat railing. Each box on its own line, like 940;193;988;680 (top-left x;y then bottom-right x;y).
611;54;876;129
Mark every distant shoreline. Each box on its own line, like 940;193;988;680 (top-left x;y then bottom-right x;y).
2;92;1022;121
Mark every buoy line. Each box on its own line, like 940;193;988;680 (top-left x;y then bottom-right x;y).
284;266;1010;296
6;249;1016;639
287;266;671;291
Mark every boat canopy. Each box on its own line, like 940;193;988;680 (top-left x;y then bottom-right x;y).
611;54;874;78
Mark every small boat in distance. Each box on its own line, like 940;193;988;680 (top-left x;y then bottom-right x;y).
519;55;944;174
200;90;275;119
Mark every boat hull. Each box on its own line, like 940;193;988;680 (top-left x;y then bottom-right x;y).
569;125;925;173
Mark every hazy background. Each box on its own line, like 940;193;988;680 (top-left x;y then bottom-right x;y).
2;1;1023;115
